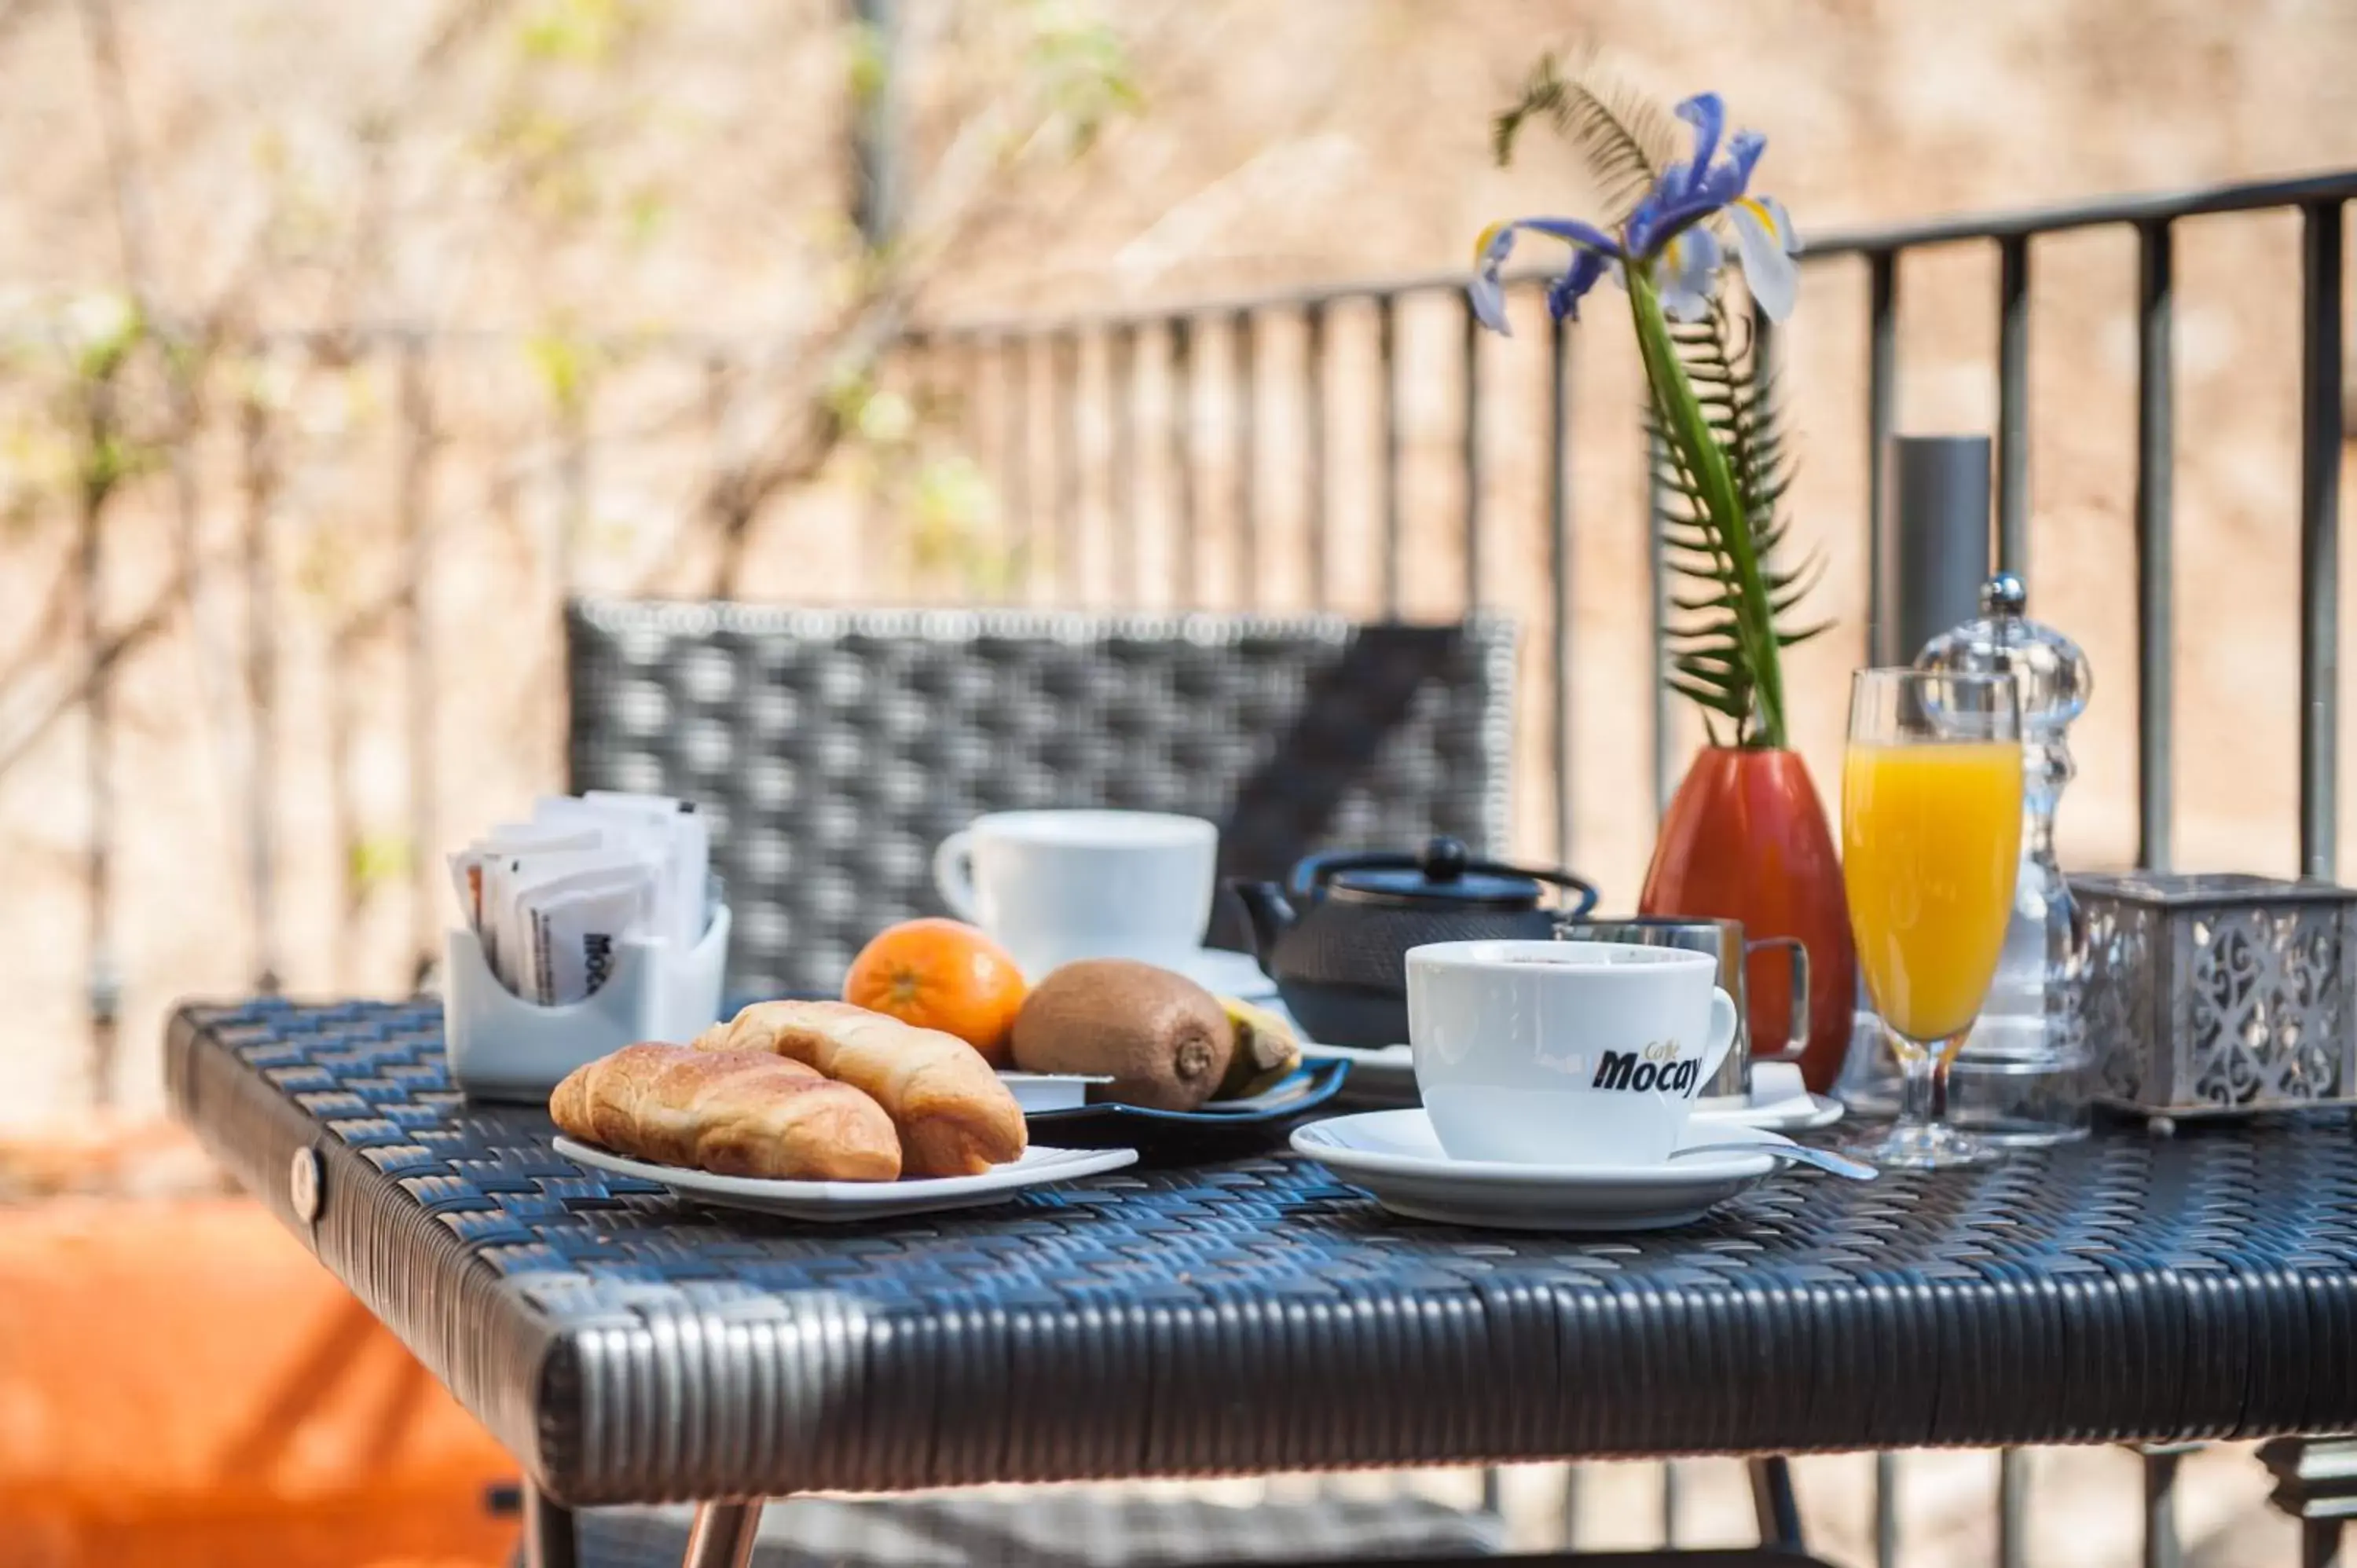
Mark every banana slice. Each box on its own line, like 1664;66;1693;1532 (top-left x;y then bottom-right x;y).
1215;997;1303;1099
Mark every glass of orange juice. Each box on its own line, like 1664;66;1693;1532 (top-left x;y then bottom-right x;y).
1843;667;2024;1169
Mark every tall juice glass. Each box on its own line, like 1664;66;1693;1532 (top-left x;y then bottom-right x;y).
1842;669;2023;1168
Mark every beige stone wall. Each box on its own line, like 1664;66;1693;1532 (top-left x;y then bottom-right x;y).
4;0;2356;1128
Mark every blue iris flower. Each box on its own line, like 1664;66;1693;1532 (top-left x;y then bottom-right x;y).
1471;92;1800;335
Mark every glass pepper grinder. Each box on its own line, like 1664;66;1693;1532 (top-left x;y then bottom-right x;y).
1914;572;2095;1144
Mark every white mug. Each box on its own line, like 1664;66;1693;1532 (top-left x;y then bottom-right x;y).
1406;940;1739;1167
932;810;1219;979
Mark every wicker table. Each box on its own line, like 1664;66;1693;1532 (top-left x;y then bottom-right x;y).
169;998;2357;1566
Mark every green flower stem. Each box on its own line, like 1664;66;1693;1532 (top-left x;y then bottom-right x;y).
1625;264;1788;749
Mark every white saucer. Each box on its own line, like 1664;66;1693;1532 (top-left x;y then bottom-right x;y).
1691;1061;1846;1133
1029;947;1276;999
1171;947;1279;1000
1299;1039;1417;1090
553;1138;1138;1223
1290;1109;1780;1232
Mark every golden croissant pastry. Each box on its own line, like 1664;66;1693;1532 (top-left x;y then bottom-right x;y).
551;1042;901;1181
695;999;1027;1177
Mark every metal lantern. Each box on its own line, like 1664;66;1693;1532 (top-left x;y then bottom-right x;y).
2076;872;2357;1116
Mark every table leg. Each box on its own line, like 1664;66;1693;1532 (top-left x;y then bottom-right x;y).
2142;1448;2182;1568
522;1482;577;1568
1873;1452;1900;1568
1998;1448;2029;1568
681;1500;763;1568
1748;1456;1803;1551
2261;1437;2357;1568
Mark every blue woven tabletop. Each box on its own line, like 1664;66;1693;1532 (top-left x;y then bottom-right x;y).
167;997;2357;1506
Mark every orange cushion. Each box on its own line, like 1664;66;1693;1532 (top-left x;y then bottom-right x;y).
0;1196;518;1568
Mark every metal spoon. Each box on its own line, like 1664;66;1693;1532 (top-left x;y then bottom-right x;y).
1670;1134;1878;1181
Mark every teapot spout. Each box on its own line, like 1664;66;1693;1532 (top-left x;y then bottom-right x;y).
1226;880;1296;978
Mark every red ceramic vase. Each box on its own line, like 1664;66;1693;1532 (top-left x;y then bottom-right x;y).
1638;746;1857;1094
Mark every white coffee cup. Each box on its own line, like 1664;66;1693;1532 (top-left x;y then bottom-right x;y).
932;810;1219;979
1405;940;1739;1167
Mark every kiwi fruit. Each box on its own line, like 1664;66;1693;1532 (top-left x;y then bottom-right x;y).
1011;959;1235;1111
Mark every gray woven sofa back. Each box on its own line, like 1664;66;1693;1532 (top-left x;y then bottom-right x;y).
566;600;1515;996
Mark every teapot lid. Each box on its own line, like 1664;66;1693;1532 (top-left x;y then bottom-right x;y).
1326;836;1549;908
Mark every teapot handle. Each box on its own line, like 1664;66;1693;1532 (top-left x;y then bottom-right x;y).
1287;848;1423;899
1532;870;1601;918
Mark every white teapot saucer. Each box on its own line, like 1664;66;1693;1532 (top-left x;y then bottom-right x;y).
1291;1109;1781;1232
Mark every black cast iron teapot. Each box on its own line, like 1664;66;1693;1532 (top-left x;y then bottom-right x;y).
1230;836;1600;1049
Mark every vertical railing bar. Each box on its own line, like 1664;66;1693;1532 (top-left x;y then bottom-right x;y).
1865;250;1900;664
1461;291;1483;611
556;365;588;603
1054;328;1081;603
1874;1452;1900;1568
79;340;119;1105
2300;198;2344;879
2135;218;2176;873
2143;1449;2183;1568
1647;425;1672;821
1548;305;1574;866
1234;308;1257;608
896;334;923;594
1110;324;1137;608
1380;293;1402;617
699;350;737;599
1997;1449;2029;1568
401;338;438;989
1003;332;1028;603
239;364;280;994
1659;1460;1681;1548
1171;316;1197;610
1996;233;2032;577
1304;302;1329;611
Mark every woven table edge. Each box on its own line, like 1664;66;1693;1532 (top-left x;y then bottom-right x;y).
157;1000;2357;1500
164;1002;577;1494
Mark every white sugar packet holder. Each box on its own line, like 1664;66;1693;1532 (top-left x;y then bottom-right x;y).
443;904;730;1102
442;792;728;1101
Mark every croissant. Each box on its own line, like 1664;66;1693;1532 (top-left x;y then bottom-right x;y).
695;1000;1027;1177
551;1042;901;1181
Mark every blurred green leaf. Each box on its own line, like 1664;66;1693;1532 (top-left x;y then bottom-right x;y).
525;331;603;416
516;0;640;65
348;835;412;890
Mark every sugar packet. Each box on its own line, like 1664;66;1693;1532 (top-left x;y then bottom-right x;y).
448;789;712;1004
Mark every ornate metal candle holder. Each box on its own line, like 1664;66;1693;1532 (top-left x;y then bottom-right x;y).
2076;872;2357;1117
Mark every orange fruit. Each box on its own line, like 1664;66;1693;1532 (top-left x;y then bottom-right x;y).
843;918;1028;1066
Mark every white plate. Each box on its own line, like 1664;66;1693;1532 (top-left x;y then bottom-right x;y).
1290;1109;1779;1232
552;1137;1139;1222
1692;1062;1846;1133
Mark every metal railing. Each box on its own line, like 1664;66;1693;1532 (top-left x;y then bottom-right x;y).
905;167;2357;879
